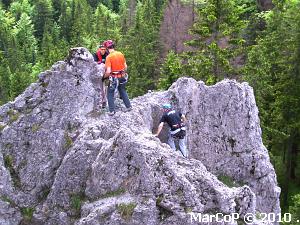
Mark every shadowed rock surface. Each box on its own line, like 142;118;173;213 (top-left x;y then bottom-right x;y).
0;48;280;225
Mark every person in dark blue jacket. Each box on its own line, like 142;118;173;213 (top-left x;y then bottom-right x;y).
154;103;188;157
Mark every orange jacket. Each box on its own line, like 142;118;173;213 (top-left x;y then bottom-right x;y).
105;51;126;72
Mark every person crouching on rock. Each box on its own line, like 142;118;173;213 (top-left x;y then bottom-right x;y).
93;44;109;109
154;104;188;158
103;40;132;116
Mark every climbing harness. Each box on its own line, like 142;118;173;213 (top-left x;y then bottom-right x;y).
109;72;129;97
109;76;119;96
170;118;186;139
170;125;186;139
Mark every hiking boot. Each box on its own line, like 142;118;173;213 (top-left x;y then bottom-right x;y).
108;111;115;116
102;102;107;109
123;107;132;112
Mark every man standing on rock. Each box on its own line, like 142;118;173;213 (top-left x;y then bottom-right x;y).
154;104;188;157
104;40;132;116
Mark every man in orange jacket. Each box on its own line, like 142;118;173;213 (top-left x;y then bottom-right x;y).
104;40;132;116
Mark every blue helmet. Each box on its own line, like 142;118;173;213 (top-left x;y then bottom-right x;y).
162;103;172;109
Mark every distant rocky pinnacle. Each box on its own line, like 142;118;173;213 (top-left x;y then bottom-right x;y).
0;47;280;225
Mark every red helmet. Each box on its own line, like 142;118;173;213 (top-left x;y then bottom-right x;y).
103;40;114;48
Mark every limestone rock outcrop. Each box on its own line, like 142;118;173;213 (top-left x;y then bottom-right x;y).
0;47;280;225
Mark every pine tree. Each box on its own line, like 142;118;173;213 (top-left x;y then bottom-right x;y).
58;0;72;42
9;0;34;20
158;50;183;90
122;0;162;97
8;12;39;98
93;3;120;45
14;13;38;64
87;0;101;8
118;0;130;33
111;0;120;12
31;0;53;40
243;0;300;210
52;0;63;21
101;0;114;11
1;0;12;9
185;0;247;84
287;194;300;225
0;5;15;60
69;0;92;46
39;21;68;69
0;51;11;104
0;6;15;103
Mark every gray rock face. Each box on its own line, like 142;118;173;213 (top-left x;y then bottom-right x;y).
0;199;22;225
0;47;280;225
168;79;280;215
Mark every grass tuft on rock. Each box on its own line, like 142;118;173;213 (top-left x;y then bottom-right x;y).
4;155;21;188
70;192;86;218
20;207;34;221
31;124;40;132
0;124;6;131
217;174;244;188
7;110;20;124
64;132;73;149
100;188;126;199
117;202;137;221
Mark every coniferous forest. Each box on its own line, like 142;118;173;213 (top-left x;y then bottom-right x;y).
0;0;300;222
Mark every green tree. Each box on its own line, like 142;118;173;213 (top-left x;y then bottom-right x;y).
69;0;93;46
1;0;12;9
101;0;113;11
243;0;300;210
0;6;15;103
87;0;101;8
118;0;129;33
0;6;15;66
39;21;68;69
14;13;38;64
0;52;11;104
8;12;39;98
185;0;247;84
122;0;162;97
52;0;64;21
9;0;33;20
58;0;72;42
286;194;300;225
158;50;183;90
31;0;53;40
111;0;120;12
93;3;120;45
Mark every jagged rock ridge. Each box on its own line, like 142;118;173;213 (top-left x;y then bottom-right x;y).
0;48;280;225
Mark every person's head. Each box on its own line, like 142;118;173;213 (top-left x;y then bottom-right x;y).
162;103;172;112
104;40;115;50
98;44;106;55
